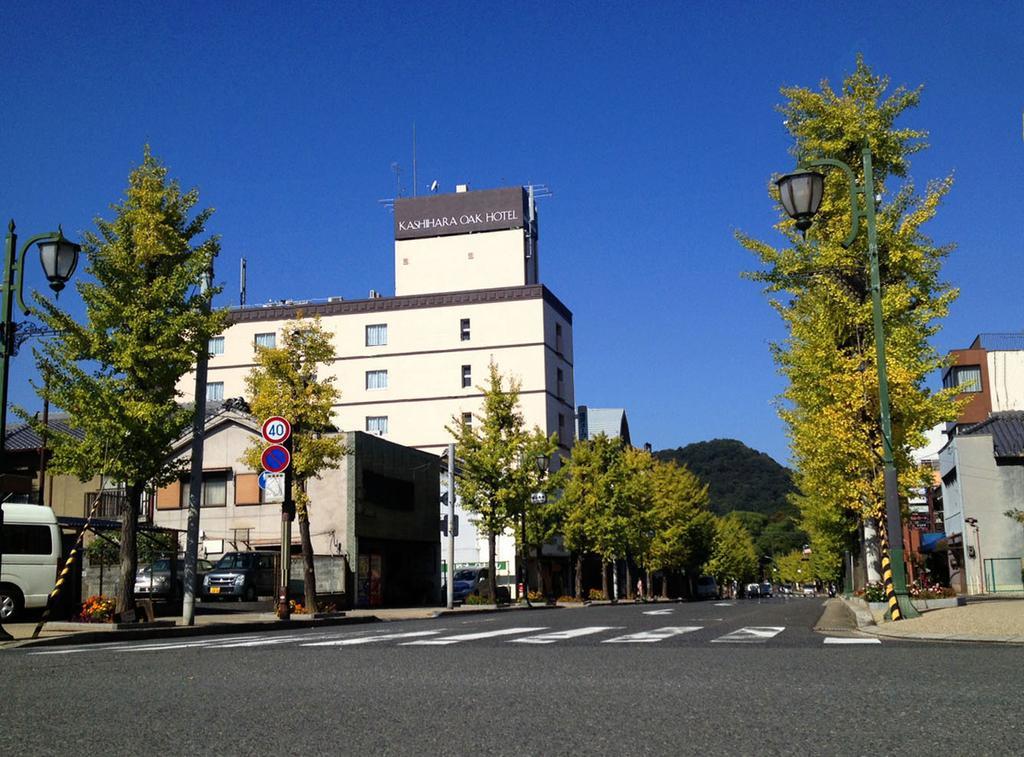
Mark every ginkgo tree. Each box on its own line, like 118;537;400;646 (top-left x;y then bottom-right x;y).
28;148;224;617
739;57;961;582
447;363;555;602
241;316;347;611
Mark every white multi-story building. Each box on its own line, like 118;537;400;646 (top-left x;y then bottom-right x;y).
178;184;576;588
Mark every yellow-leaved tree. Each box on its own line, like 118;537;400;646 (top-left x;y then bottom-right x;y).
241;317;347;610
739;57;961;583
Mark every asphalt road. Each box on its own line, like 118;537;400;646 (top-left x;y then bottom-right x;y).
4;598;1022;756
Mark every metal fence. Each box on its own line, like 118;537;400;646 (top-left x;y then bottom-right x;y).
984;557;1024;593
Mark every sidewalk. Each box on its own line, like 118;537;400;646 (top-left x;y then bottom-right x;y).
0;601;565;650
843;596;1024;644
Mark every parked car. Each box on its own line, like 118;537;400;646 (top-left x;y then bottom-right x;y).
135;557;214;602
745;582;761;598
802;583;817;597
760;582;773;598
1;503;61;621
450;567;491;602
202;552;276;601
695;576;718;600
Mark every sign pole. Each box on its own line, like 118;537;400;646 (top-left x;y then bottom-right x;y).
277;434;294;619
447;443;455;610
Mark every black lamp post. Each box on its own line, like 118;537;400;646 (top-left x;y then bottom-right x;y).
1;220;80;640
775;150;918;620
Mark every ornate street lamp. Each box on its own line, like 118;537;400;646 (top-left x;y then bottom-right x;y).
775;149;918;620
1;220;80;640
775;170;825;232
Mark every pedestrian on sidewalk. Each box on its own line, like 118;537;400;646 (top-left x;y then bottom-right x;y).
636;578;644;603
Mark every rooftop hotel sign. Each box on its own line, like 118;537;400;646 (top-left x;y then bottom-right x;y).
394;187;527;240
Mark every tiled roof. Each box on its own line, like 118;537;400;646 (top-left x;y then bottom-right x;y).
971;333;1024;351
960;411;1024;458
4;417;84;450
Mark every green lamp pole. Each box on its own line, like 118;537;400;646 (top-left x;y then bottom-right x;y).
0;220;80;640
775;148;919;620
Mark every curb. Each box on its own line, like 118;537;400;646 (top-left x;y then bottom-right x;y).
2;614;379;650
432;603;564;618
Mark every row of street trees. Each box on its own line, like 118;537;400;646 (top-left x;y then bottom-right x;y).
453;364;762;599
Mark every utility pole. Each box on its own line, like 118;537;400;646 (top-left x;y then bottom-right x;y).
446;442;455;610
182;267;211;625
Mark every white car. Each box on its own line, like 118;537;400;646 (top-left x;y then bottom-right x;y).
1;503;61;621
802;584;816;597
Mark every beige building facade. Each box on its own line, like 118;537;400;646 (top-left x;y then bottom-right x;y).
179;185;574;457
176;185;576;588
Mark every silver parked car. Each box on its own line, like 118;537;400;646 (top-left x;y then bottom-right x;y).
136;557;214;602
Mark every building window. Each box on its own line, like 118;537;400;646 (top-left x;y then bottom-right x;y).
462;412;473;428
366;369;388;390
943;365;981;393
366;324;388;347
557;367;564;398
555;323;563;353
558;413;566;439
254;332;276;350
182;471;229;508
461;365;472;388
366;416;388;435
460;318;471;341
206;382;224;402
209;336;224;355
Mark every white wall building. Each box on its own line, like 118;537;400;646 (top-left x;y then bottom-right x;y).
178;185;575;590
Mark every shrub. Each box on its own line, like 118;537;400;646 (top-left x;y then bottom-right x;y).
78;595;116;623
908;581;957;599
857;582;886;602
465;593;490;605
587;589;607;601
526;591;544;602
557;595;582;604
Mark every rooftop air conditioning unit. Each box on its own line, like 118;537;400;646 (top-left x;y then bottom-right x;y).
369;289;381;299
328;296;345;303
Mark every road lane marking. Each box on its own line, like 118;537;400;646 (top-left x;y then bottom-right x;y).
602;626;702;643
712;626;785;643
642;609;674;615
713;602;734;607
512;626;622;644
823;637;881;645
204;635;310;648
401;627;547;645
303;631;442;646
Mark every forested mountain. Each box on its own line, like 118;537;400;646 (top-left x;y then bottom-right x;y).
655;439;806;557
654;439;795;517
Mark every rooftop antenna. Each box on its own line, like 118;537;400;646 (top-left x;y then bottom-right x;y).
429;179;439;193
391;162;403;198
239;257;247;307
412;122;417;197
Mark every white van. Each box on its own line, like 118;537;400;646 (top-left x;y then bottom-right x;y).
1;503;61;621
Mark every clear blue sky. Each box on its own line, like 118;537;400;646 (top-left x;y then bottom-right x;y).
2;2;1022;465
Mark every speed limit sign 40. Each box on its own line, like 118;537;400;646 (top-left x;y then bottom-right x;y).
262;416;292;444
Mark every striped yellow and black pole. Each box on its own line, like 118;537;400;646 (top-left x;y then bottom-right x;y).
879;524;902;621
31;492;104;639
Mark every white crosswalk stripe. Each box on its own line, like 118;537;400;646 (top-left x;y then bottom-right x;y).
712;626;784;643
823;637;881;645
303;630;442;646
512;626;621;644
603;626;702;643
401;627;548;645
642;609;674;616
713;602;734;607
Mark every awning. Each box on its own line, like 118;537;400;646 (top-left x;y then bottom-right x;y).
919;532;948;553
